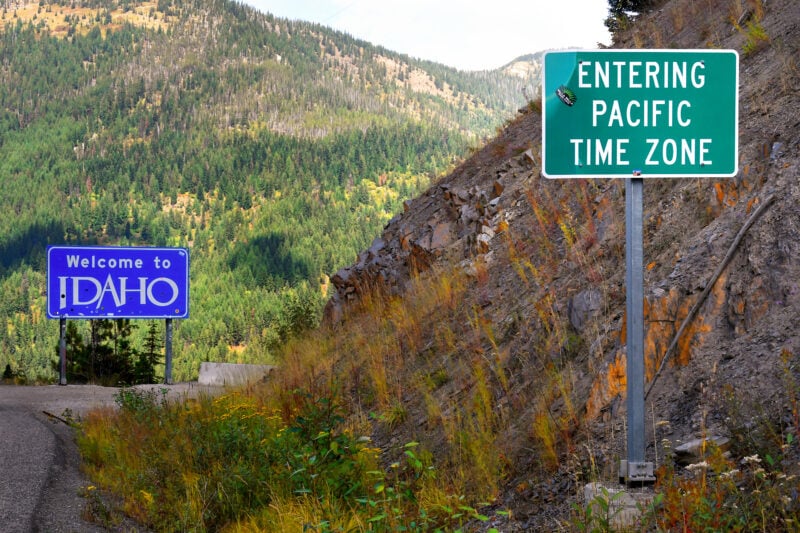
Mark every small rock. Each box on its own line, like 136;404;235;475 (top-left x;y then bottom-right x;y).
674;436;730;465
476;233;492;253
368;237;385;255
429;222;453;250
523;148;536;165
569;289;603;332
770;142;785;161
460;204;479;225
492;180;505;198
331;267;352;286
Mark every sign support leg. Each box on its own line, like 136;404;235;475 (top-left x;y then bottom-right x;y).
164;318;174;385
59;317;67;386
622;177;654;484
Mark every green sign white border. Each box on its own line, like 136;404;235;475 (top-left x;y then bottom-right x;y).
541;49;739;179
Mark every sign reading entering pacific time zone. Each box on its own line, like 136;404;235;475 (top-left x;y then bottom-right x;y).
542;49;739;178
47;246;189;319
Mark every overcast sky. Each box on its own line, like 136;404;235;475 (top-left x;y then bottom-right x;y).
240;0;612;71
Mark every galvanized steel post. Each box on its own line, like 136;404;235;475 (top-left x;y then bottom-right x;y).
623;177;654;483
59;317;67;385
164;318;174;385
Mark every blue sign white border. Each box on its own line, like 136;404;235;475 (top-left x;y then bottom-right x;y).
46;245;190;320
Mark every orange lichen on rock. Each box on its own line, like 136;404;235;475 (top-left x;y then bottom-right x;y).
713;181;740;210
584;273;729;421
585;350;627;420
676;272;727;365
644;290;682;381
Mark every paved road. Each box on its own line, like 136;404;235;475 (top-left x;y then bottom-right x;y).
0;405;106;532
0;409;58;532
0;383;219;532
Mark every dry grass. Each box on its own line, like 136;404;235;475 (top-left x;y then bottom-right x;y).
0;1;169;37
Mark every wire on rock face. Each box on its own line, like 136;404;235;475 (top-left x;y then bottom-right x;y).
645;193;776;401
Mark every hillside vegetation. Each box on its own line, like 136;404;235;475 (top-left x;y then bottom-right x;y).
0;0;538;381
75;0;800;530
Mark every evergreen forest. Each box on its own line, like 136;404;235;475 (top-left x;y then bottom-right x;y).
0;0;538;382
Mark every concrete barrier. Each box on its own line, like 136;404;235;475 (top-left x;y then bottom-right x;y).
198;362;276;387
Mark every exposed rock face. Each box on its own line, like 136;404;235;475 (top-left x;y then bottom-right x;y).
321;0;800;527
324;153;521;323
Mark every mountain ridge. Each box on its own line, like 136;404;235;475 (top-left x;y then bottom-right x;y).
0;0;542;135
0;0;538;381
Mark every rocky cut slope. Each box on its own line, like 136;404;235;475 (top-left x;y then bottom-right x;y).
323;0;799;527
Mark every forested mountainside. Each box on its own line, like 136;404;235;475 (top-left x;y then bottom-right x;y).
0;0;539;381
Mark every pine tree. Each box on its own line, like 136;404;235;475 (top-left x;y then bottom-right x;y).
111;319;137;385
605;0;653;33
53;319;143;385
52;321;90;383
135;321;162;384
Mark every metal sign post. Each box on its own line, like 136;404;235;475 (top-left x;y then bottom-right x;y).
622;176;653;482
165;318;174;385
542;49;738;484
59;317;67;386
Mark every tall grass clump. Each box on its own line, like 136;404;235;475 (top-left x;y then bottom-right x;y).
80;388;381;531
645;444;800;531
634;348;800;531
81;384;507;531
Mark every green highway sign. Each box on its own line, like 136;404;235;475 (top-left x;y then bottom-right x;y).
542;50;739;178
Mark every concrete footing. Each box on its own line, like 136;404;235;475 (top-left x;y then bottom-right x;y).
583;482;655;531
198;362;276;387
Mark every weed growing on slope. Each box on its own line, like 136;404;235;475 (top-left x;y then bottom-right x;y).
643;445;800;531
81;381;509;532
81;390;380;531
571;485;627;533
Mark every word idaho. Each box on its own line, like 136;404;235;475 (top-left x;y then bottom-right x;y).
57;275;180;311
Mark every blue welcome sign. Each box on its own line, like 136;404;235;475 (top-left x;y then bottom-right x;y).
47;246;189;319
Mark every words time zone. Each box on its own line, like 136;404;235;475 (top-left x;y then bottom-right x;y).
570;137;713;167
